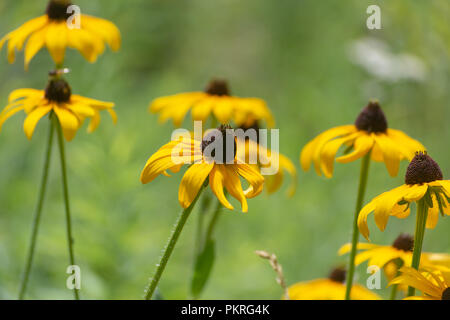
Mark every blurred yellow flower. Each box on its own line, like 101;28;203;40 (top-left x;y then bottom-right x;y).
389;266;450;300
149;79;274;128
0;0;121;69
140;125;264;212
238;134;296;197
0;75;117;141
287;267;380;300
300;101;424;178
339;233;450;278
358;152;449;240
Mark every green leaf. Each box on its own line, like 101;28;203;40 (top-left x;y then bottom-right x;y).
190;239;215;299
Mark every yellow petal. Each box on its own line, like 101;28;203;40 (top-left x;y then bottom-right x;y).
81;15;121;51
209;165;234;210
53;106;80;141
23;106;52;139
338;242;379;255
222;165;248;213
357;200;377;240
45;22;67;64
235;163;264;198
178;162;214;208
373;133;402;177
336;133;374;163
24;26;47;69
425;193;439;229
319;132;359;178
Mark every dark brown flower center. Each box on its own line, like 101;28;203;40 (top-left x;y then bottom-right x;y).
442;287;450;300
328;267;346;283
45;78;71;103
238;123;260;143
354;101;388;133
201;124;236;163
205;79;230;96
46;0;72;21
405;152;443;185
392;233;414;252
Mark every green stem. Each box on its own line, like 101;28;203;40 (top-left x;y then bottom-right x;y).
194;193;211;256
345;152;371;300
204;200;222;246
407;198;428;297
54;115;80;300
18;118;55;300
144;187;205;300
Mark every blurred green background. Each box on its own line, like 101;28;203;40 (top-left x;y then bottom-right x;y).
0;0;448;299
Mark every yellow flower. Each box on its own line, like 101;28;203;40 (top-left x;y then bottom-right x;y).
287;267;380;300
140;125;264;212
300;101;424;178
389;266;450;300
0;75;117;141
339;233;450;281
237;127;297;196
358;152;449;240
149;79;275;128
0;0;121;69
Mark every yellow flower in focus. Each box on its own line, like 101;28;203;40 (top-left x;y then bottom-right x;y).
358;152;449;240
287;267;380;300
300;101;424;178
339;234;450;284
0;74;117;141
140;125;264;212
389;267;450;300
149;79;275;128
0;0;121;69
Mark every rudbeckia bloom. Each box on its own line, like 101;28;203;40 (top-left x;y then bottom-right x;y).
339;233;450;276
0;73;117;141
300;101;424;178
237;125;297;196
287;267;380;300
140;125;264;212
0;0;121;69
389;267;450;300
149;79;275;128
358;152;449;240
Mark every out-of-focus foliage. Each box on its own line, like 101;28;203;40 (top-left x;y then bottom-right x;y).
0;0;448;299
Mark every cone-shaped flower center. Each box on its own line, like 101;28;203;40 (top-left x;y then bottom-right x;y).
46;0;72;21
354;101;388;133
442;287;450;300
45;78;72;103
328;267;346;283
392;233;414;252
405;152;443;185
202;124;236;163
205;79;230;96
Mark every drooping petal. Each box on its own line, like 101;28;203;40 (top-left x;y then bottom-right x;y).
53;106;80;141
45;22;68;64
209;165;234;210
338;243;379;255
24;26;47;69
300;125;355;173
23;106;52;139
222;165;248;212
0;105;25;131
387;129;425;160
426;193;440;229
81;15;121;51
235;163;264;198
336;133;374;163
373;133;402;177
178;162;214;208
357;200;377;240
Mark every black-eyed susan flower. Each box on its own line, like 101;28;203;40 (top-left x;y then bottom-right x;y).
149;79;275;128
140;125;264;212
358;152;449;240
300;101;424;178
237;125;297;197
389;267;450;300
0;71;117;141
339;233;450;278
287;267;381;300
0;0;121;69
